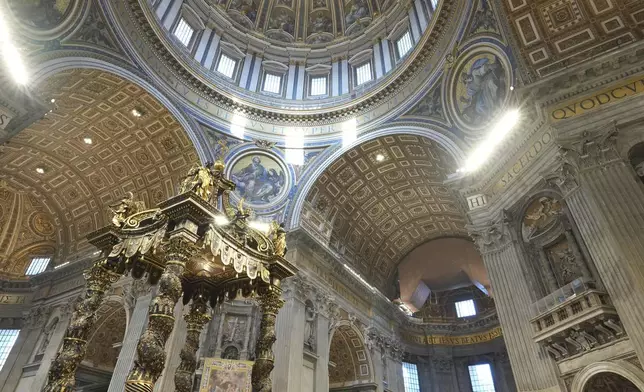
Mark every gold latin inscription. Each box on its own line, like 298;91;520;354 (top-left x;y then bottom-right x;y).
550;74;644;122
401;326;503;346
493;130;553;193
0;294;26;304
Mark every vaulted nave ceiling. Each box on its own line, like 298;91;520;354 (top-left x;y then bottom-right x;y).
0;69;199;276
301;135;469;292
505;0;644;80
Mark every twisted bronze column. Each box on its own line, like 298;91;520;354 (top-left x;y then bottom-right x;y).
174;295;211;392
44;260;120;392
251;288;285;392
125;238;196;392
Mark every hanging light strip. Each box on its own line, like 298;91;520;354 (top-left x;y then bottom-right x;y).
0;8;28;85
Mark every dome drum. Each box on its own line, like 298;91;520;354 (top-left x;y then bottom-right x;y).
149;0;437;107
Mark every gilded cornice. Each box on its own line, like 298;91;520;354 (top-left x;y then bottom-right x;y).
402;310;500;335
120;0;459;125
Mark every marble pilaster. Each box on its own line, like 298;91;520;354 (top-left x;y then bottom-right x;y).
272;276;306;392
549;131;644;364
380;339;404;392
416;359;432;392
314;294;334;392
0;306;50;392
371;348;385;392
153;300;188;392
470;215;562;392
107;289;152;392
429;357;457;392
31;302;75;392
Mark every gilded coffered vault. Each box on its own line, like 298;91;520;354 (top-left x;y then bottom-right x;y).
503;0;644;80
3;0;644;391
329;324;372;386
0;184;57;279
301;134;467;291
0;69;199;272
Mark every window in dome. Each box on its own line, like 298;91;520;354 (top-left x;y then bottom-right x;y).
262;73;283;94
216;53;237;79
469;364;496;392
310;76;328;96
173;18;194;47
25;257;51;276
396;30;414;59
402;362;421;392
0;329;19;371
455;299;476;318
355;62;373;86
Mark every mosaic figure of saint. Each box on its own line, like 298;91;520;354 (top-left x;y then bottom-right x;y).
345;0;369;26
10;0;70;30
459;56;506;124
231;156;285;203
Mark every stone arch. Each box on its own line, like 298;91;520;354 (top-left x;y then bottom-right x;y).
222;345;241;360
328;322;375;390
84;299;127;371
571;361;644;392
287;124;466;230
295;131;468;292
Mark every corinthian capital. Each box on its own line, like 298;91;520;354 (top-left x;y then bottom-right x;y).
558;129;621;172
23;305;52;329
543;160;580;196
468;211;513;254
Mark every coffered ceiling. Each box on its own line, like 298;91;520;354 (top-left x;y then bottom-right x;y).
504;0;644;79
302;135;468;292
329;324;371;386
0;69;199;274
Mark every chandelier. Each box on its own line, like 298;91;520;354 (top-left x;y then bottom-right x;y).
44;159;296;392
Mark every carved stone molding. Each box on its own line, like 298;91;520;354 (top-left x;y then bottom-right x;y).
282;273;337;316
431;357;454;373
363;325;404;361
559;130;622;173
123;279;153;310
468;211;514;254
23;305;52;329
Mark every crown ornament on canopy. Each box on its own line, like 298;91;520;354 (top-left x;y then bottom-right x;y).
45;159;295;392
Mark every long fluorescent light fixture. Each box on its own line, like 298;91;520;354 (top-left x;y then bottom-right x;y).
342;118;357;148
459;109;520;173
285;127;304;166
0;10;27;85
343;263;376;292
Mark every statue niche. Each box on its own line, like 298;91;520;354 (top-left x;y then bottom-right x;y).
304;300;317;352
521;195;593;293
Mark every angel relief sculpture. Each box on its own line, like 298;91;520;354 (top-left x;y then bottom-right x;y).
180;160;233;203
270;221;287;257
108;192;145;227
523;197;561;236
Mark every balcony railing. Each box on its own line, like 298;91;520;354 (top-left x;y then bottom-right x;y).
530;278;593;317
530;279;624;361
